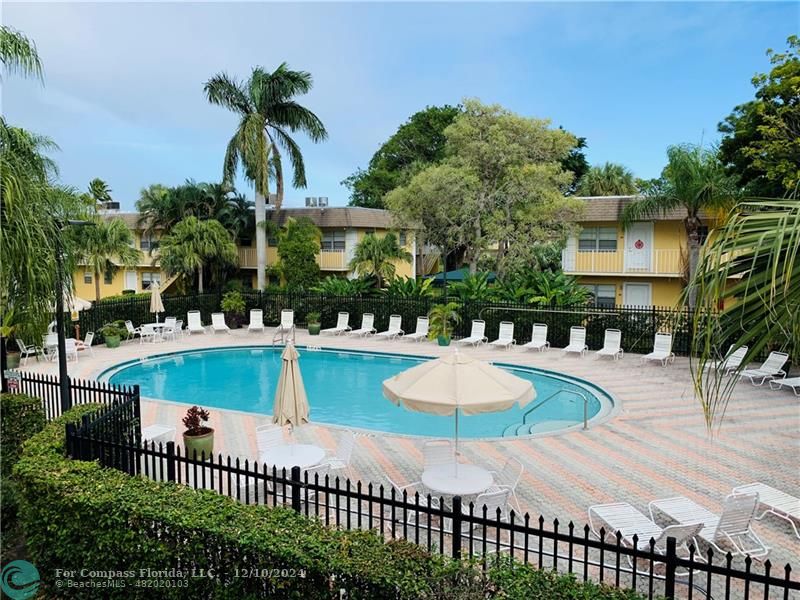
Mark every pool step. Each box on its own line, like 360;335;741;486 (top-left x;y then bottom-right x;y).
502;420;582;437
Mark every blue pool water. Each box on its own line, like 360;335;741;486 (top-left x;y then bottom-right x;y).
104;347;611;438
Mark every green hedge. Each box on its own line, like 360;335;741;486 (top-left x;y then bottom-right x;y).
14;407;649;599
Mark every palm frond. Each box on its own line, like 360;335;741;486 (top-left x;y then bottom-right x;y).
0;26;43;81
204;72;252;115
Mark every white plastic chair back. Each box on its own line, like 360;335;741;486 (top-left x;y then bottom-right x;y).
498;322;514;342
415;317;429;336
653;333;673;354
716;493;759;537
164;317;176;328
125;320;137;334
211;312;226;328
187;311;202;329
280;310;294;329
83;332;95;347
65;339;77;353
256;425;284;456
654;522;704;552
175;320;183;334
16;339;32;353
336;312;349;329
360;313;375;331
761;351;789;374
249;309;263;327
603;329;621;352
473;488;511;519
44;333;58;347
335;431;356;464
724;345;748;368
423;440;453;469
498;458;524;490
388;314;402;333
531;324;548;345
471;320;486;339
569;326;586;347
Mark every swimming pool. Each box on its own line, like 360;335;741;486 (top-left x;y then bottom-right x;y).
102;347;614;439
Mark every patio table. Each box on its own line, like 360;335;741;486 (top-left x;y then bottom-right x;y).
262;444;325;470
421;463;493;497
142;323;168;343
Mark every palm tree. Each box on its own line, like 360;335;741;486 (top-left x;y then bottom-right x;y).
216;193;255;241
204;64;328;289
576;162;637;196
622;144;739;304
1;26;43;81
88;178;112;206
349;233;412;288
72;218;142;301
158;217;237;293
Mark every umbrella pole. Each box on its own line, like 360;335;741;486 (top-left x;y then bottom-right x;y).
454;409;459;477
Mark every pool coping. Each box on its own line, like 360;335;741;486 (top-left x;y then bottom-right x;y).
96;344;621;442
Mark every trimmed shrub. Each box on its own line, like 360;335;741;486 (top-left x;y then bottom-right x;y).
14;408;648;599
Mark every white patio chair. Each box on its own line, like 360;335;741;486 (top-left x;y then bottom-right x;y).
302;462;332;505
385;476;440;528
704;345;748;376
641;332;675;366
256;424;285;464
733;483;800;539
487;457;524;515
139;324;159;344
124;320;142;341
769;377;800;396
159;317;177;342
322;430;356;480
349;313;376;337
402;317;429;342
522;324;549;352
489;322;515;350
649;492;769;559
16;338;42;366
321;312;351;335
451;489;513;538
375;314;404;340
457;320;487;346
75;331;94;356
595;328;623;361
64;338;79;362
739;351;789;385
174;319;184;339
186;311;206;334
563;326;588;356
42;333;58;361
211;312;230;334
422;440;454;470
247;309;265;333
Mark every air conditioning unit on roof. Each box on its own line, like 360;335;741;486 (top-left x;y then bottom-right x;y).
305;196;317;207
318;196;329;207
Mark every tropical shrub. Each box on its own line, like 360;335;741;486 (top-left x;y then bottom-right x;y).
427;302;461;340
276;217;322;290
382;276;434;298
221;290;246;327
311;275;374;296
451;272;493;301
99;320;128;339
349;232;412;288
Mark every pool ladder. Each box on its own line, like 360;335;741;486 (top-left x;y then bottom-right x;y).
501;389;588;437
271;325;296;346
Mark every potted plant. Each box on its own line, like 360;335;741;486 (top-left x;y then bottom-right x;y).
100;320;127;348
428;302;461;346
221;291;246;329
306;311;321;336
182;405;214;459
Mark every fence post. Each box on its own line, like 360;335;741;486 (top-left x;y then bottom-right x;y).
290;466;302;513
65;423;77;459
664;536;677;599
451;495;462;559
165;441;176;483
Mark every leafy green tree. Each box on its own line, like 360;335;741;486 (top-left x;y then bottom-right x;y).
72;218;142;301
560;135;590;196
718;36;800;198
622;144;740;304
344;105;461;209
88;178;112;205
158;217;237;293
0;26;42;81
349;233;412;288
205;64;328;289
577;163;637;196
276;217;321;289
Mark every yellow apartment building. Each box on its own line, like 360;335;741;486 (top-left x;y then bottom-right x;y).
72;207;415;300
562;196;713;308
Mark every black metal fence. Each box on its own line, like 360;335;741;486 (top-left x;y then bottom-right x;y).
62;393;798;600
76;291;697;356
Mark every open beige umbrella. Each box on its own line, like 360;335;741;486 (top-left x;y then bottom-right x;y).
50;293;92;313
149;282;165;322
383;350;535;460
272;343;310;427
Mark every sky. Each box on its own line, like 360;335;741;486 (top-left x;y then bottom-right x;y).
3;2;797;210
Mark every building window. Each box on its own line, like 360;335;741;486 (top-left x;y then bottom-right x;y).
578;227;618;252
141;272;161;291
104;269;113;285
398;231;407;246
267;236;278;247
140;233;158;251
83;271;92;284
321;230;345;251
582;284;616;308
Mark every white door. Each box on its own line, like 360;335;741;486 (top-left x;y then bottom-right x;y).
124;270;137;291
624;222;653;271
623;283;652;306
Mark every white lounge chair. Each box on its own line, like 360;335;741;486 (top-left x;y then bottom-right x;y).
733;483;800;539
247;309;265;333
349;313;376;337
521;324;549;352
769;377;800;396
186;311;206;334
457;320;487;346
641;333;675;366
16;338;42;366
256;424;286;464
648;493;769;559
704;345;748;376
563;326;588;356
322;430;356;480
739;351;789;385
75;331;94;356
211;312;230;334
489;322;515;350
375;315;403;340
321;312;351;336
403;317;429;342
595;329;623;361
276;310;295;337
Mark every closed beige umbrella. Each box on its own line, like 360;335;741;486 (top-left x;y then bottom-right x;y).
149;282;165;322
272;343;310;427
383;350;535;459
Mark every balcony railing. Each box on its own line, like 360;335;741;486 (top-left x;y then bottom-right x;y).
238;247;348;271
562;249;682;276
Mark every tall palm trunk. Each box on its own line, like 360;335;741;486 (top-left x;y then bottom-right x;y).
94;269;101;303
254;191;267;289
198;264;204;294
684;214;703;307
272;145;284;211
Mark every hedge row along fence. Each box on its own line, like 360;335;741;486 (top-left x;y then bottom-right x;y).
14;405;653;600
77;290;702;355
